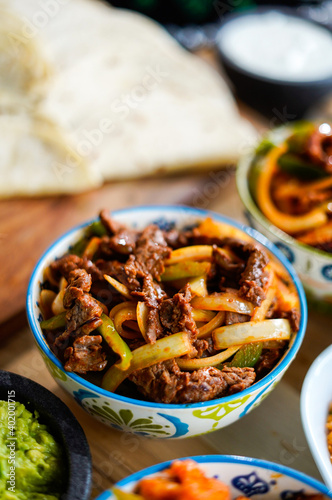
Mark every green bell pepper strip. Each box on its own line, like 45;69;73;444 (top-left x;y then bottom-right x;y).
255;138;275;157
278;153;327;180
87;220;108;237
228;342;263;368
285;121;315;154
102;332;191;393
160;261;210;282
98;314;132;371
69;237;89;257
40;312;66;330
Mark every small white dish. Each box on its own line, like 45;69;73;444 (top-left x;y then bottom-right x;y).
301;344;332;490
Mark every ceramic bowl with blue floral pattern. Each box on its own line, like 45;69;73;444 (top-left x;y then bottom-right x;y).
96;455;331;499
236;131;332;311
26;206;307;439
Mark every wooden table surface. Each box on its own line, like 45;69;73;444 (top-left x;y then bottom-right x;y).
1;171;331;498
1;42;331;498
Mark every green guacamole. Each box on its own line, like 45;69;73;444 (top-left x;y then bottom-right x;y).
0;400;65;500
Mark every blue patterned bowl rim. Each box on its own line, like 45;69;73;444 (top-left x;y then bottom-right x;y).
27;205;308;410
95;455;331;499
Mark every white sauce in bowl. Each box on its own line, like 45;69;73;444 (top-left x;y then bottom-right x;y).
218;11;332;82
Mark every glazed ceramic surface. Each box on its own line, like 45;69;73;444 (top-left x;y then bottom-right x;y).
96;455;332;499
27;206;307;439
0;370;92;500
301;345;332;490
237;148;332;309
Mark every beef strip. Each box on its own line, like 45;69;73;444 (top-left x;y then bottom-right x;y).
306;127;332;173
218;238;269;306
184;339;209;359
222;366;256;395
145;309;162;344
132;275;166;307
96;258;141;291
134;225;171;280
129;359;255;404
271;306;300;332
66;294;103;334
54;272;103;350
163;228;193;249
82;259;104;281
159;284;197;338
192;235;269;306
96;223;171;302
255;349;284;378
97;224;171;292
99;210;138;255
99;236;115;259
224;312;251;325
133;275;164;343
213;245;245;284
63;269;92;308
64;335;107;373
51;254;104;282
50;255;83;280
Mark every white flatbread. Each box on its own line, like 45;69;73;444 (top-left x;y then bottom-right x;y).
0;5;50;102
3;0;256;190
0;113;101;197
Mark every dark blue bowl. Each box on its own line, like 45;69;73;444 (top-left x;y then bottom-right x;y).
0;370;92;500
216;7;332;120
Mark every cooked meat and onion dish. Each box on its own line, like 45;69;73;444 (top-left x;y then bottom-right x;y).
39;211;300;404
252;122;332;253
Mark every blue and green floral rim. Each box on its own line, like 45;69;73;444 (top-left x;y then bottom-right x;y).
26;206;307;412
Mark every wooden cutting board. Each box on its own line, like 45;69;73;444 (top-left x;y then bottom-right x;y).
0;173;211;333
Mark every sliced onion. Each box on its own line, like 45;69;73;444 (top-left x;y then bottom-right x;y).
213;318;291;349
104;274;132;300
192;291;254;315
192;309;216;322
136;301;149;343
110;301;132;320
166;245;213;265
251;285;276;322
102;332;192;393
252;268;275;322
177;346;239;371
39;289;57;319
195;217;252;243
83;236;101;260
113;305;139;340
197;312;225;339
161;261;210;282
43;265;59;287
59;277;68;291
188;275;208;297
51;289;66;315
